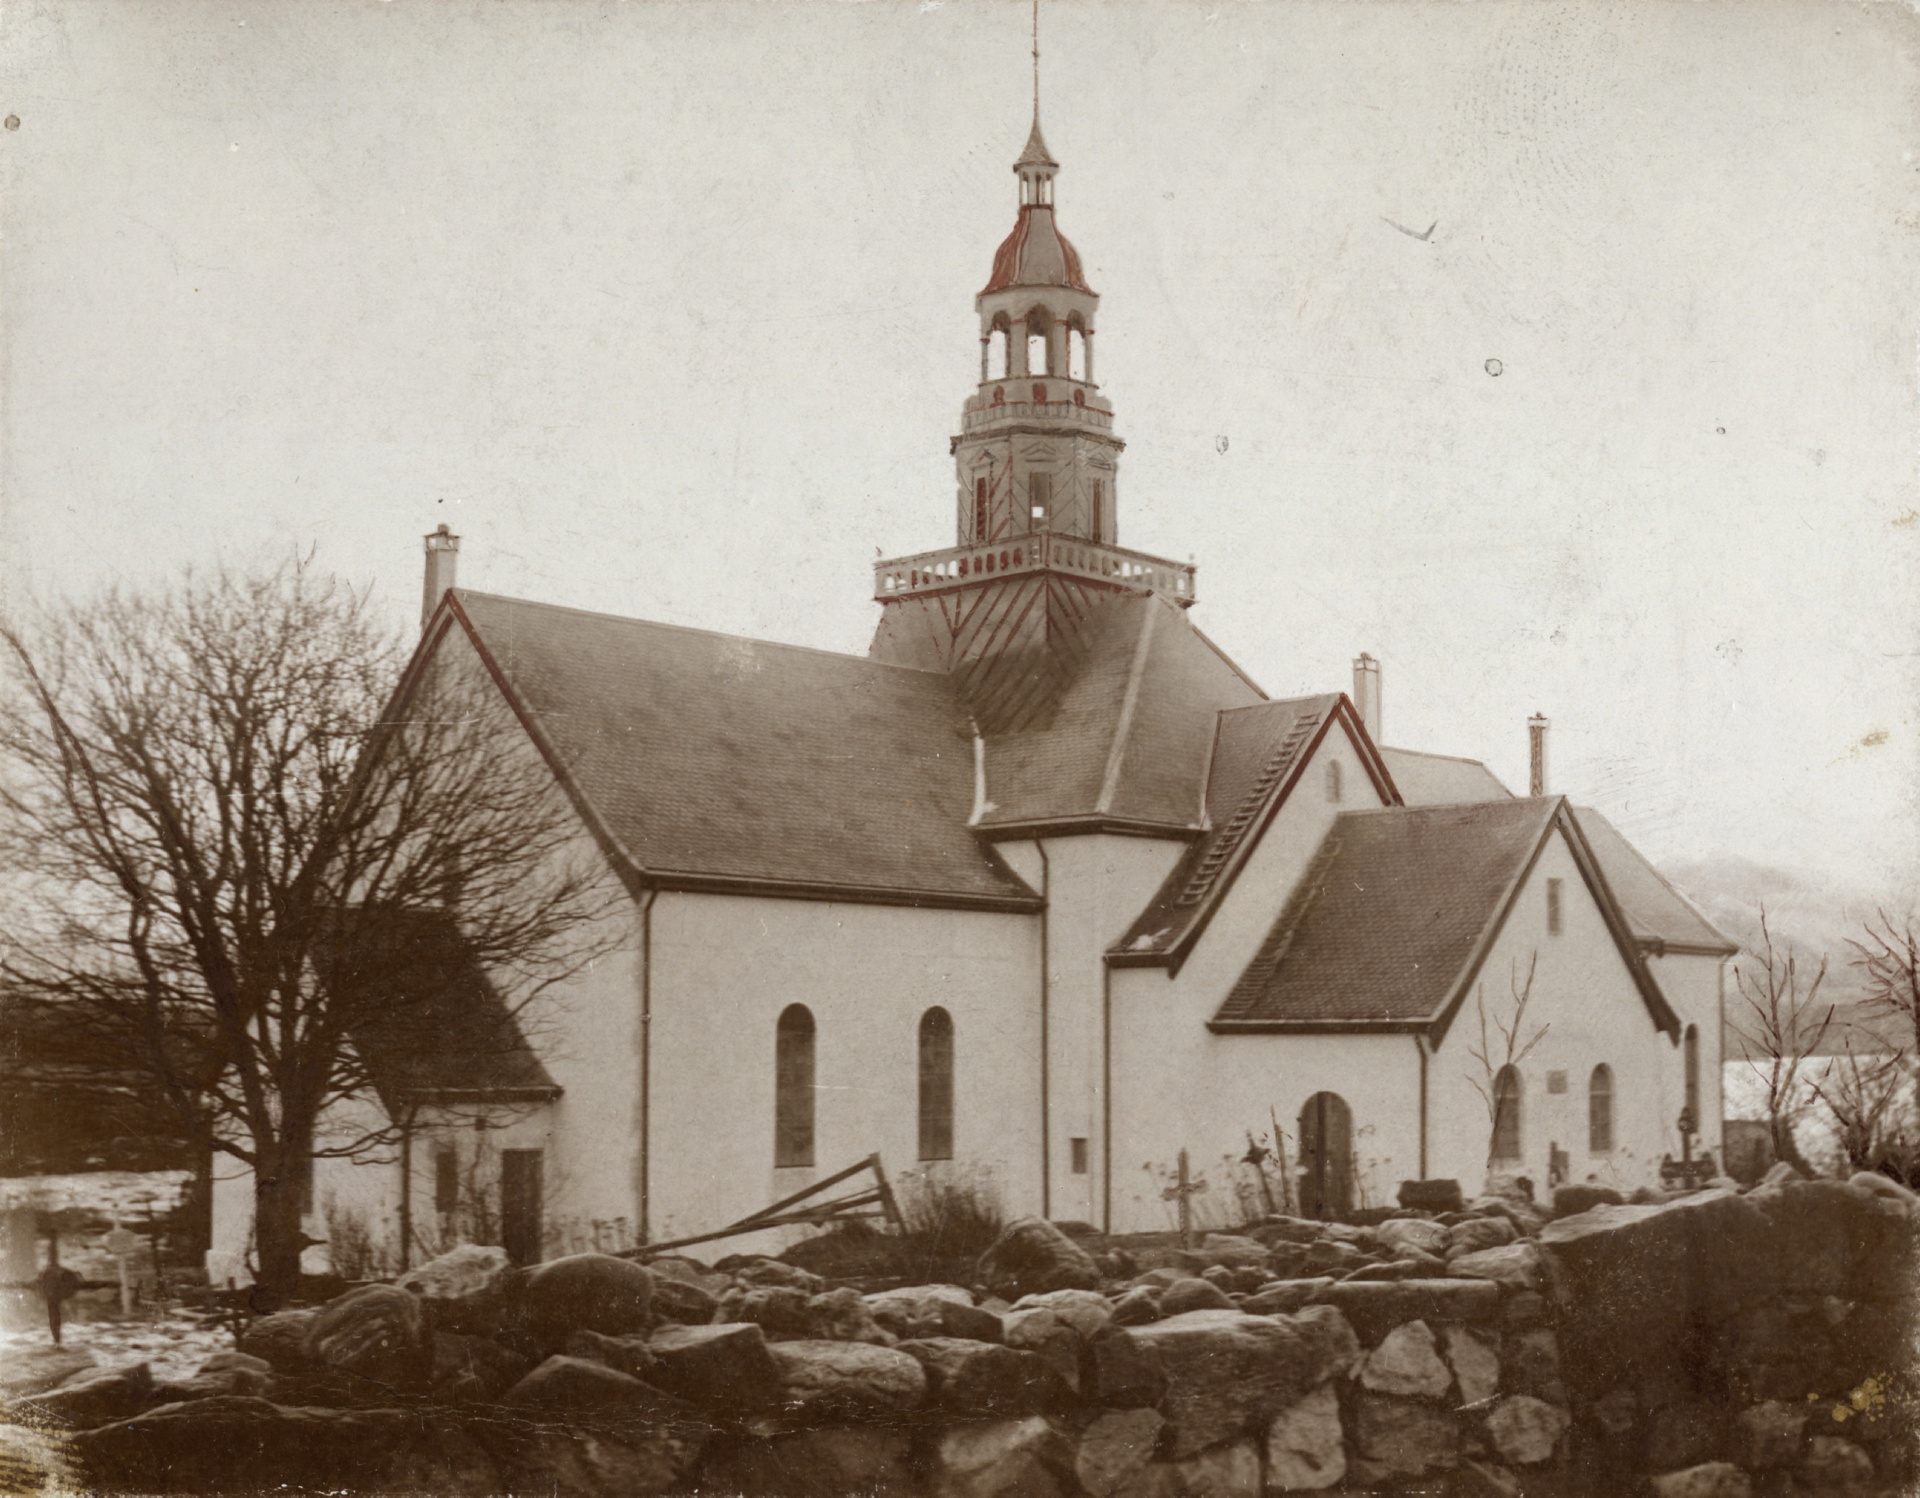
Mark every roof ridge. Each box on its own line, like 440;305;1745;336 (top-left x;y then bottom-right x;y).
1177;702;1327;905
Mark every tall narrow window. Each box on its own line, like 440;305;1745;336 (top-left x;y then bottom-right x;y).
974;478;988;540
1091;481;1104;543
775;1004;816;1168
1067;324;1087;381
1589;1065;1615;1154
1546;878;1563;936
1491;1066;1523;1164
1028;473;1052;529
918;1008;954;1161
1325;758;1343;803
1683;1025;1700;1125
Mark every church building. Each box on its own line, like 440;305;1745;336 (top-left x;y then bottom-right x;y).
211;112;1735;1276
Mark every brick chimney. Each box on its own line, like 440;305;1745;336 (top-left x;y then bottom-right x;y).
1528;714;1549;796
1351;653;1382;742
422;524;460;629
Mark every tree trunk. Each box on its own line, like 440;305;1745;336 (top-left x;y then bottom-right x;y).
1769;1113;1810;1175
252;1142;308;1308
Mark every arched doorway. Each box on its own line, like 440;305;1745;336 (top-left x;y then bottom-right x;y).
1297;1092;1353;1220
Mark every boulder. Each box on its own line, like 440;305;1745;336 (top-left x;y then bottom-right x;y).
1009;1287;1113;1336
71;1396;505;1497
485;1421;703;1498
1085;1326;1167;1409
1358;1320;1452;1399
1241;1278;1332;1317
564;1329;659;1381
1501;1290;1549;1329
1001;1307;1086;1392
1175;1437;1262;1497
1847;1169;1918;1208
236;1309;320;1374
1502;1327;1564;1404
1797;1435;1876;1490
1125;1308;1356;1459
1440;1324;1501;1406
646;1322;783;1413
716;1284;814;1338
0;1344;96;1401
302;1283;435;1395
1376;1217;1451;1260
434;1332;534;1402
1159;1276;1235;1316
767;1340;927;1420
1484;1395;1569;1465
975;1217;1102;1299
804;1286;894;1345
695;1427;915;1498
1109;1285;1163;1326
1398;1180;1466;1214
649;1276;720;1327
1446;1215;1518;1258
1732;1400;1808;1469
502;1354;697;1431
927;1416;1075;1498
896;1337;1073;1417
1648;1463;1754;1498
1197;1233;1272;1269
512;1253;656;1350
726;1256;826;1294
865;1285;1000;1342
1075;1407;1166;1498
1342;1253;1446;1282
146;1355;273;1408
1264;1381;1346;1491
1352;1391;1459;1475
1551;1184;1624;1217
1309;1279;1500;1344
5;1361;152;1429
395;1243;509;1303
1447;1241;1542;1290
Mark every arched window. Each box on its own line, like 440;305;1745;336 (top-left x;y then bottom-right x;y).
1067;322;1088;382
1491;1065;1522;1164
1589;1065;1614;1154
775;1005;815;1168
1683;1025;1700;1126
918;1008;954;1161
1325;758;1343;803
1026;312;1051;378
987;322;1010;381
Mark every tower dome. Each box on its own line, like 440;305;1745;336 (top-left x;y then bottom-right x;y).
983;117;1093;295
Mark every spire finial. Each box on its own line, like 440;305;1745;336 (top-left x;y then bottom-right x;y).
1032;0;1040;121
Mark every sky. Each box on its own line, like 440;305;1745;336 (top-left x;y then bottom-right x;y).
2;0;1917;896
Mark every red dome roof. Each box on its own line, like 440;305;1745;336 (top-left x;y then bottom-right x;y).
983;207;1093;296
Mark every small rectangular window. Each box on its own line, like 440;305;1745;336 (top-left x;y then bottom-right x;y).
1546;878;1563;936
1029;473;1051;530
1546;1070;1568;1096
434;1148;459;1215
1070;1138;1089;1174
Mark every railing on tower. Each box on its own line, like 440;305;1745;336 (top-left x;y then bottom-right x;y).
961;397;1113;434
874;532;1196;606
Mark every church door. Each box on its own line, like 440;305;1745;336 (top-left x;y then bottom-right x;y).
1297;1092;1353;1220
500;1149;543;1266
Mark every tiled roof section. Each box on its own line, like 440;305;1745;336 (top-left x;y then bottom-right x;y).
975;593;1266;830
1112;695;1344;956
984;208;1093;295
1213;799;1560;1027
329;909;558;1105
449;592;1038;907
1382;747;1513;806
1572;808;1736;955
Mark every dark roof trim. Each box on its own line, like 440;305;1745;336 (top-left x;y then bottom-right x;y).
1154;696;1403;976
1207;1018;1424;1036
1425;800;1681;1050
401;1085;563;1106
640;869;1045;913
975;815;1200;843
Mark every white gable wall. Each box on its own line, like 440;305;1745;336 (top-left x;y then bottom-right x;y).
1425;825;1684;1194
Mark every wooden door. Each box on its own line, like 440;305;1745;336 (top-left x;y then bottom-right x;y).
500;1149;543;1266
1297;1092;1353;1220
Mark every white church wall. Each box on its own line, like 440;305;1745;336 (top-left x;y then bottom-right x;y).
1645;951;1729;1156
1425;826;1686;1197
1029;834;1187;1225
646;891;1041;1251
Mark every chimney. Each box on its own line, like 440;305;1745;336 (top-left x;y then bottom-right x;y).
422;524;460;629
1528;714;1549;796
1352;653;1382;742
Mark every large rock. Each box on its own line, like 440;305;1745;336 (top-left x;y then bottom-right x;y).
695;1427;915;1498
896;1337;1073;1417
1309;1279;1500;1343
1109;1285;1164;1327
646;1322;783;1412
395;1243;509;1303
1175;1438;1262;1497
1009;1287;1113;1336
482;1419;706;1498
649;1276;720;1327
1484;1395;1569;1465
726;1256;826;1294
1125;1307;1356;1459
1441;1324;1500;1406
975;1217;1102;1299
1375;1217;1451;1260
502;1354;697;1433
1551;1183;1624;1216
1447;1241;1542;1290
927;1416;1075;1498
5;1361;152;1429
510;1253;656;1352
1159;1277;1235;1315
71;1396;503;1496
716;1284;814;1338
866;1285;1001;1343
1085;1326;1166;1409
1264;1381;1346;1490
1732;1400;1808;1469
1075;1407;1165;1498
564;1329;659;1381
236;1309;320;1374
435;1332;534;1403
1352;1391;1459;1475
1196;1233;1273;1269
1648;1463;1754;1498
302;1283;435;1395
146;1354;274;1408
0;1345;96;1401
1241;1279;1332;1317
805;1287;894;1345
1358;1319;1451;1399
767;1340;927;1420
1445;1215;1518;1258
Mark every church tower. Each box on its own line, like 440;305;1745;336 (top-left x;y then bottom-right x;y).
870;113;1196;680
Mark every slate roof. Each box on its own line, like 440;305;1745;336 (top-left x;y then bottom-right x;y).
1113;694;1398;964
976;593;1266;832
442;591;1040;909
1571;808;1736;956
328;908;559;1106
1381;747;1513;806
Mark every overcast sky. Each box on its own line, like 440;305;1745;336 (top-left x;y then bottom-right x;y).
3;0;1916;895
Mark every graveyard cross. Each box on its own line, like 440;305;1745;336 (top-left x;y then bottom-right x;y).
1160;1149;1209;1248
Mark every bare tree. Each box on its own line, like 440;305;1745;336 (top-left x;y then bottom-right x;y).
1467;952;1549;1173
0;555;622;1299
1807;1037;1910;1175
1729;907;1832;1175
